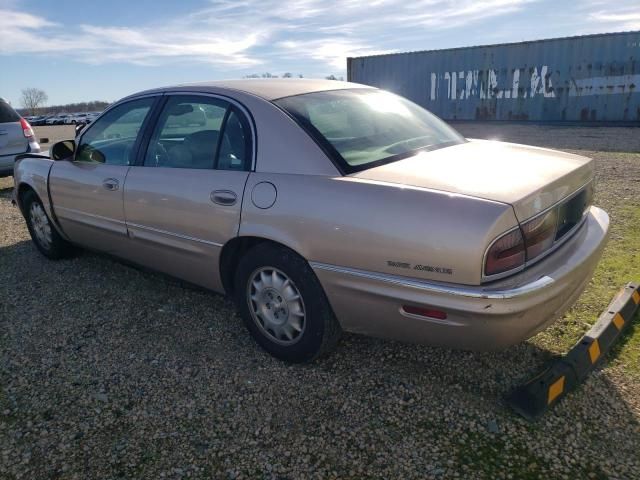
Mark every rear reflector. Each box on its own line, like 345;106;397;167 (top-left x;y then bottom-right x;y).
20;118;34;138
401;305;447;320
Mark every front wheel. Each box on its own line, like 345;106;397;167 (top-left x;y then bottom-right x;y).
234;244;341;363
22;190;75;259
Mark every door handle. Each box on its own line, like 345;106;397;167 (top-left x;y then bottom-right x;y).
210;190;237;206
102;178;119;191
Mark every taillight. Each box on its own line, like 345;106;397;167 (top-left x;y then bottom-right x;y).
484;228;525;276
485;186;592;278
521;209;557;260
20;118;34;138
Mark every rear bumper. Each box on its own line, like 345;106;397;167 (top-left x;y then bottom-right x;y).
0;154;14;176
311;206;610;350
0;142;41;177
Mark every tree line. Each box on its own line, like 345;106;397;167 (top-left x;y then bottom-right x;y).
35;100;111;115
18;74;345;116
18;87;110;116
243;73;344;80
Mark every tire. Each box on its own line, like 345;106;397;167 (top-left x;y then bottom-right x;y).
234;243;342;363
22;190;75;259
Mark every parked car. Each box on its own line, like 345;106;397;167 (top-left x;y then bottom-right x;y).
27;115;45;126
0;98;40;177
70;112;99;125
11;80;609;362
44;115;60;125
68;113;86;125
31;115;52;126
44;114;69;125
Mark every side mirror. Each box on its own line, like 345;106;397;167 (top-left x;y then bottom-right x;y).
51;140;76;161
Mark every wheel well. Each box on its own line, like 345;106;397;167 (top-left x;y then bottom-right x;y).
219;237;299;296
17;183;36;213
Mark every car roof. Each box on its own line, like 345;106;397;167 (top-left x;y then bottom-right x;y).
136;78;374;101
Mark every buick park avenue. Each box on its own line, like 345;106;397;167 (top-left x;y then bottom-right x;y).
12;79;609;362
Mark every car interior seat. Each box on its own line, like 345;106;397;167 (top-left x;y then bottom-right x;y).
218;120;246;170
184;130;219;169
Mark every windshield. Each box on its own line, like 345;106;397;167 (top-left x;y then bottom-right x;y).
275;89;465;173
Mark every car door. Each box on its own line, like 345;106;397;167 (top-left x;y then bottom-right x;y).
122;94;253;292
48;96;158;255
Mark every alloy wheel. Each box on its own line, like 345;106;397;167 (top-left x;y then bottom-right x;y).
29;202;52;249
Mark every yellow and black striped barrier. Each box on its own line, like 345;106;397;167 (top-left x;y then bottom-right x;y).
507;282;640;420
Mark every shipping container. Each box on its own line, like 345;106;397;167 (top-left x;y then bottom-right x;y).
348;31;640;123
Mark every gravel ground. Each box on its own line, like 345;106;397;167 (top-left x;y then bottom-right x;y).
1;124;640;479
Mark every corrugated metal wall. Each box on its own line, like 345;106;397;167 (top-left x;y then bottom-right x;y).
348;31;640;122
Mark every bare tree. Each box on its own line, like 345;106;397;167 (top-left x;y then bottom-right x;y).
21;88;48;115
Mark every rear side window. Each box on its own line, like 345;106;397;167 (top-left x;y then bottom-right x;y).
144;95;252;171
275;89;465;173
218;110;251;171
0;100;20;123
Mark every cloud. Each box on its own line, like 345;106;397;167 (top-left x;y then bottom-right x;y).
277;39;394;69
0;0;598;73
0;1;539;71
0;9;56;29
76;25;265;67
0;7;266;68
589;9;640;30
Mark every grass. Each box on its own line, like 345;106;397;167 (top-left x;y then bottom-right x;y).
534;204;640;376
455;431;609;480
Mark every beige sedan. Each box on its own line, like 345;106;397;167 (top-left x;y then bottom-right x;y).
12;79;609;362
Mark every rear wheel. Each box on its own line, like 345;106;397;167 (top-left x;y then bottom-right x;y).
22;190;75;259
234;243;341;362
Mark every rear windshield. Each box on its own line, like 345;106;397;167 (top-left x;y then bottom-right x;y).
0;100;20;124
275;89;465;173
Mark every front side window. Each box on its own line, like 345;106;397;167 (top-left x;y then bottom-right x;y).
76;98;154;165
275;89;465;173
144;96;251;171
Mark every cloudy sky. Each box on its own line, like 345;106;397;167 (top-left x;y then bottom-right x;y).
1;0;639;106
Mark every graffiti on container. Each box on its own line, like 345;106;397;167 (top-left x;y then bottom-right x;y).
429;67;554;101
429;67;639;101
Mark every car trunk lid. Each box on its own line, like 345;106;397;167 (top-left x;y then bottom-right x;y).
351;139;594;221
